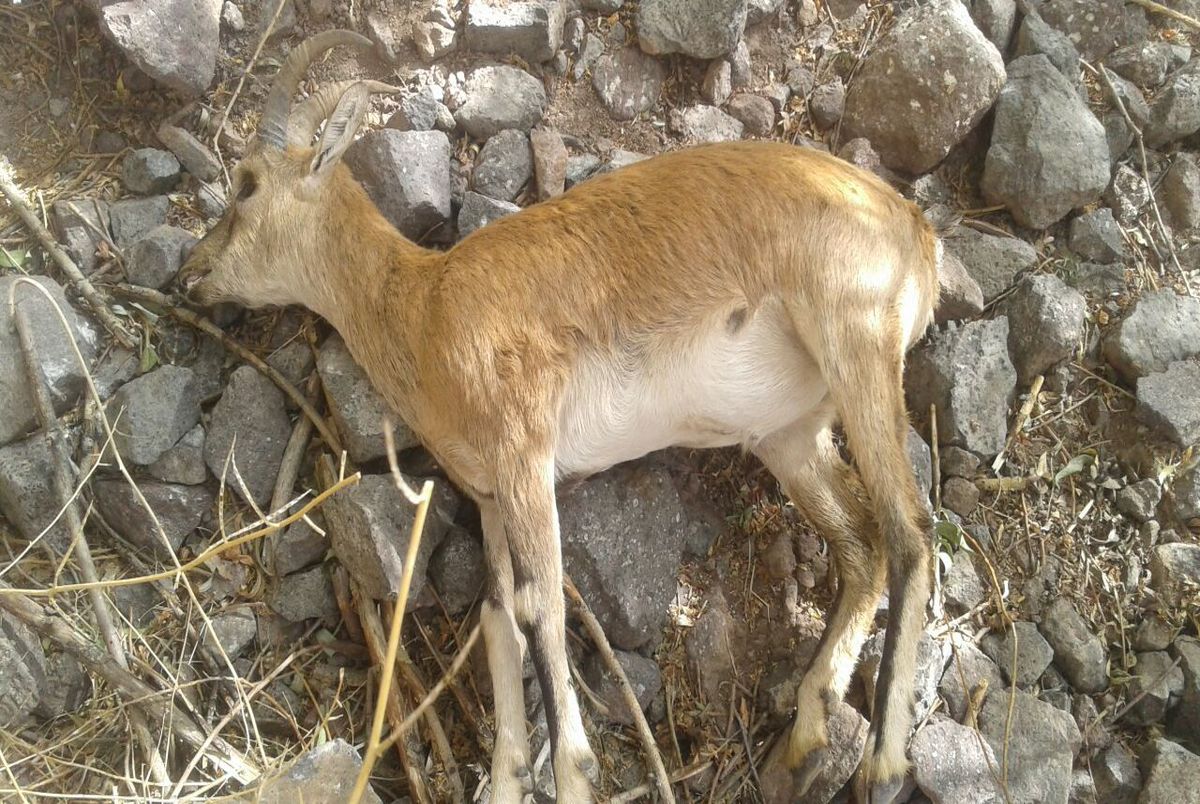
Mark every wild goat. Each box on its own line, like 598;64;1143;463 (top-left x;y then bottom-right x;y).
180;30;940;803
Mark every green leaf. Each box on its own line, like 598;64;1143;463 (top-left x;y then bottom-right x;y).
1053;453;1094;486
0;248;28;269
139;342;159;373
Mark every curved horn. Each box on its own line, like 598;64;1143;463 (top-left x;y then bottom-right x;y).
287;79;402;147
258;29;372;150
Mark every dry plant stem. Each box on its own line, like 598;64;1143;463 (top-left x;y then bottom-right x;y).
11;295;172;790
0;586;257;783
0;157;138;347
607;761;715;804
269;375;319;515
565;576;676;804
113;284;345;454
992;374;1045;473
930;403;941;512
1129;0;1200;29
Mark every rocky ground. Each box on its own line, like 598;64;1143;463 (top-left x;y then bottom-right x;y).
1;0;1199;802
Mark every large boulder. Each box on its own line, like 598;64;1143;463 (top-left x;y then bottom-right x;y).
981;55;1110;229
86;0;222;96
636;0;747;59
464;0;563;63
454;66;547;140
842;0;1006;174
1035;0;1148;61
979;689;1081;804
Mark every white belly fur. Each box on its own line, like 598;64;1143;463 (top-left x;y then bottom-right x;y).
554;300;828;479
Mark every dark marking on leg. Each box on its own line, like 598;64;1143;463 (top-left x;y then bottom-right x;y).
528;618;561;758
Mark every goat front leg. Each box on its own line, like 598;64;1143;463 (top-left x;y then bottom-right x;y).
479;499;535;803
496;452;597;802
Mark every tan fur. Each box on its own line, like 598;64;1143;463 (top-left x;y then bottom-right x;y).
182;131;939;801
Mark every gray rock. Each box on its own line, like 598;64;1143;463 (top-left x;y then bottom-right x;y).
1003;274;1087;385
0;433;74;551
267;566;338;624
1102;69;1150;127
265;342;314;390
385;93;444;132
670;105;744;143
413;20;457;61
759;700;867;804
1137;739;1200;804
943;226;1037;302
1107;41;1174;89
109;195;170;248
465;0;564;63
1106;113;1136;166
1093;743;1142;804
1039;597;1108;693
88;0;221;96
746;0;784;25
906;317;1017;457
1168;469;1200;531
981;621;1054;688
911;716;1003;803
246;738;381;804
1103;291;1200;380
809;77;845;130
563;17;584;52
317;333;416;465
94;479;213;556
221;1;244;31
1162;153;1200;232
1036;0;1148;61
530;128;567;200
1013;12;1081;89
1167;636;1200;750
364;8;400;63
50;198;109;274
125;224;196;289
934;250;986;323
581;649;662;727
940;446;981;478
325;473;459;601
0;275;98;446
841;0;1005;174
1069;261;1126;299
1146;67;1200;147
474;129;532;202
560;460;721;649
455;66;547;139
570;33;605;81
942;477;980;517
426;526;485;615
1116;478;1161;523
728;40;751;87
982;55;1110;229
204;365;291;507
1106;163;1152;225
727;94;775;136
1124;650;1185;726
1138;361;1200;447
1069;769;1098;804
0;610;46;726
970;0;1016;52
979;689;1081;804
939;638;1004;721
108;365;201;465
156;124;221;182
1069;208;1126;264
686;584;741;707
206;606;257;658
944;550;985;614
33;651;89;720
457;191;521;238
636;0;746;59
786;64;814;97
122;148;181;195
565;154;602;188
146;424;207;485
344;129;453;241
1135;617;1175;652
908;425;933;505
582;0;623;9
591;47;665;121
702;59;732;106
195;181;227;218
1150;543;1200;607
269;515;329;577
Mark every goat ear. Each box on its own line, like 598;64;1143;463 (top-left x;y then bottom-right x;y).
310;82;369;177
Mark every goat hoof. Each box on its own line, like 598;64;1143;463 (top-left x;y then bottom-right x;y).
792;744;830;796
851;758;906;804
578;752;599;784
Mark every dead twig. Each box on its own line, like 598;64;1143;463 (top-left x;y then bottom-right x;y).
0;156;137;347
566;575;676;804
992;374;1045;474
1128;0;1200;30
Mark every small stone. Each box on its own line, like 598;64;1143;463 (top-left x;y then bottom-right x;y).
427;526;486;615
911;717;1004;803
940;446;981;478
941;477;980;517
122;148;181;195
563;17;584;53
670;105;744;143
1123;650;1185;726
939;638;1004;721
908;425;933;505
125;224;197;289
1069;260;1126;298
809;77;845;130
0;433;75;551
269;516;329;577
474;129;533;202
1039;597;1109;693
759;700;868;803
455;66;547;139
970;0;1016;53
33;651;89;720
1168;469;1200;533
728;40;751;87
1146;67;1200;148
458;191;521;238
934;251;986;323
364;9;400;63
592;47;665;121
981;621;1054;688
195;181;226;218
156;124;221;182
1138;361;1200;447
702;59;732;106
1116;478;1162;523
979;689;1081;804
207;606;257;658
108;365;201;465
91;0;221;96
565;153;602;188
1013;12;1081;89
0;609;46;726
1103;69;1151;127
636;0;747;59
570;33;604;81
1134;617;1174;652
385;93;442;132
94;480;213;556
413;21;457;60
146;424;207;485
1150;543;1200;606
530;128;567;200
943;226;1038;303
267;566;338;623
1167;636;1200;749
317;333;417;466
1003;274;1087;385
944;550;985;614
344;129;453;241
746;0;784;25
1106;163;1152;225
221;2;245;32
204;365;291;507
1102;290;1200;381
1094;743;1142;804
1069;208;1127;264
265;342;314;390
581;649;662;727
1162;153;1200;232
109;195;170;248
726;94;774;136
465;0;564;64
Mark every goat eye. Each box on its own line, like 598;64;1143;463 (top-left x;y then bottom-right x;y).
236;174;258;202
